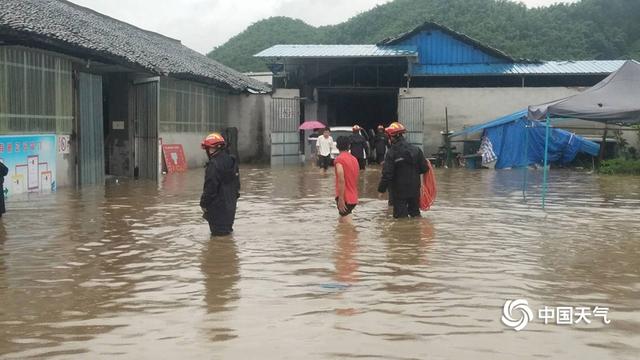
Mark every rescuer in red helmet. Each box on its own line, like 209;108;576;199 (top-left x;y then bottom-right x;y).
200;132;240;236
349;124;368;170
377;122;428;218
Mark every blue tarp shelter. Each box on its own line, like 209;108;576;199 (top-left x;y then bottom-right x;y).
451;110;600;169
528;60;640;208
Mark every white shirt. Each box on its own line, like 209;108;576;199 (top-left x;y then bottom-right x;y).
316;135;334;156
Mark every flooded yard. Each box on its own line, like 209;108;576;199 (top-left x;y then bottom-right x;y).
0;165;639;359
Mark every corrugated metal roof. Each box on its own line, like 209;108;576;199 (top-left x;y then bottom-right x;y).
254;45;418;58
413;61;626;76
379;22;515;62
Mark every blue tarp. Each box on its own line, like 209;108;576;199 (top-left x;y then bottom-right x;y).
451;110;600;169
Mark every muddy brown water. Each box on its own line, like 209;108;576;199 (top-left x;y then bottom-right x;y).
0;165;639;359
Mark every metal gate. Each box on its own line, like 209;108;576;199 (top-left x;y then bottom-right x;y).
132;80;159;180
78;72;105;186
398;97;425;150
270;97;300;166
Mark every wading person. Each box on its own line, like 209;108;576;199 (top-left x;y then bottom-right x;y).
200;133;240;236
0;160;7;218
316;128;333;172
334;136;359;221
349;125;368;170
377;122;428;218
373;125;388;164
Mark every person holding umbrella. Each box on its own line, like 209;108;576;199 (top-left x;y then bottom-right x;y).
299;121;331;170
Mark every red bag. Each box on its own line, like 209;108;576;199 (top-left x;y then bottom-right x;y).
420;159;437;211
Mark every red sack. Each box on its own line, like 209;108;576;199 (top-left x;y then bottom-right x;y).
420;159;437;211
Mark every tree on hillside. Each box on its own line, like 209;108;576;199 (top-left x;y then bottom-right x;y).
208;0;640;72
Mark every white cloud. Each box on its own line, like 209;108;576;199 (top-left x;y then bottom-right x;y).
68;0;579;54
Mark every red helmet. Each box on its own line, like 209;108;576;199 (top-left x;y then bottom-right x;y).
201;132;225;150
385;122;406;137
352;125;361;132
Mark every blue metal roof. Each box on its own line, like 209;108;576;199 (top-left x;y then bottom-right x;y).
254;44;418;58
389;27;511;66
412;60;626;76
379;22;515;62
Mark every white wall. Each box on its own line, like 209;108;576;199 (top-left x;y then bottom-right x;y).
226;93;268;162
402;87;611;155
56;146;75;189
225;89;300;163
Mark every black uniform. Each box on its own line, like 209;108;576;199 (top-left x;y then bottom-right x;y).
350;133;368;170
0;162;7;217
377;137;428;218
200;151;240;236
373;133;388;164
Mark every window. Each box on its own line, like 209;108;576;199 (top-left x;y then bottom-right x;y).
159;78;226;133
0;47;73;134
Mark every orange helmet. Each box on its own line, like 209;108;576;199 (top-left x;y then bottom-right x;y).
352;125;361;132
385;122;406;136
201;132;225;150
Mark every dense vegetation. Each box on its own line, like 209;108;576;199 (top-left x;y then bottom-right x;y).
207;0;640;72
598;159;640;175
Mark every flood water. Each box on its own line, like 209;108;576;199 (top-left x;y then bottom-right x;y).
0;165;639;359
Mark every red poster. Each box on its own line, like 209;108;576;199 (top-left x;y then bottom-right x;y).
162;144;187;173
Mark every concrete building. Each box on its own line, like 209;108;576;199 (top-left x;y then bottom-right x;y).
255;22;637;158
0;0;300;196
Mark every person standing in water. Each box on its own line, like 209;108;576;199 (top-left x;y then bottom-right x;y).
377;122;428;218
0;160;7;218
334;136;360;221
316;128;333;172
200;133;240;236
349;125;368;170
373;125;388;164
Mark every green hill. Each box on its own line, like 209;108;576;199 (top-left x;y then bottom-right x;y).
208;0;640;72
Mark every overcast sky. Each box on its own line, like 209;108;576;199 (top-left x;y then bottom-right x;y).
69;0;579;54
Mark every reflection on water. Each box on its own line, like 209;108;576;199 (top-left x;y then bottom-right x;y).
334;221;359;285
0;165;639;359
202;237;239;342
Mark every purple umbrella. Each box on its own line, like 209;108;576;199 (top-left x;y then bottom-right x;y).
298;120;327;131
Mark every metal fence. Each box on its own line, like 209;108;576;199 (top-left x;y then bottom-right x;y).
0;47;73;134
78;72;105;186
398;97;425;149
159;78;226;133
133;81;159;180
270;97;300;165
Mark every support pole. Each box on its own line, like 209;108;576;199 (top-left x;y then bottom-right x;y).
542;115;551;209
445;107;453;168
599;123;608;161
522;122;529;201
